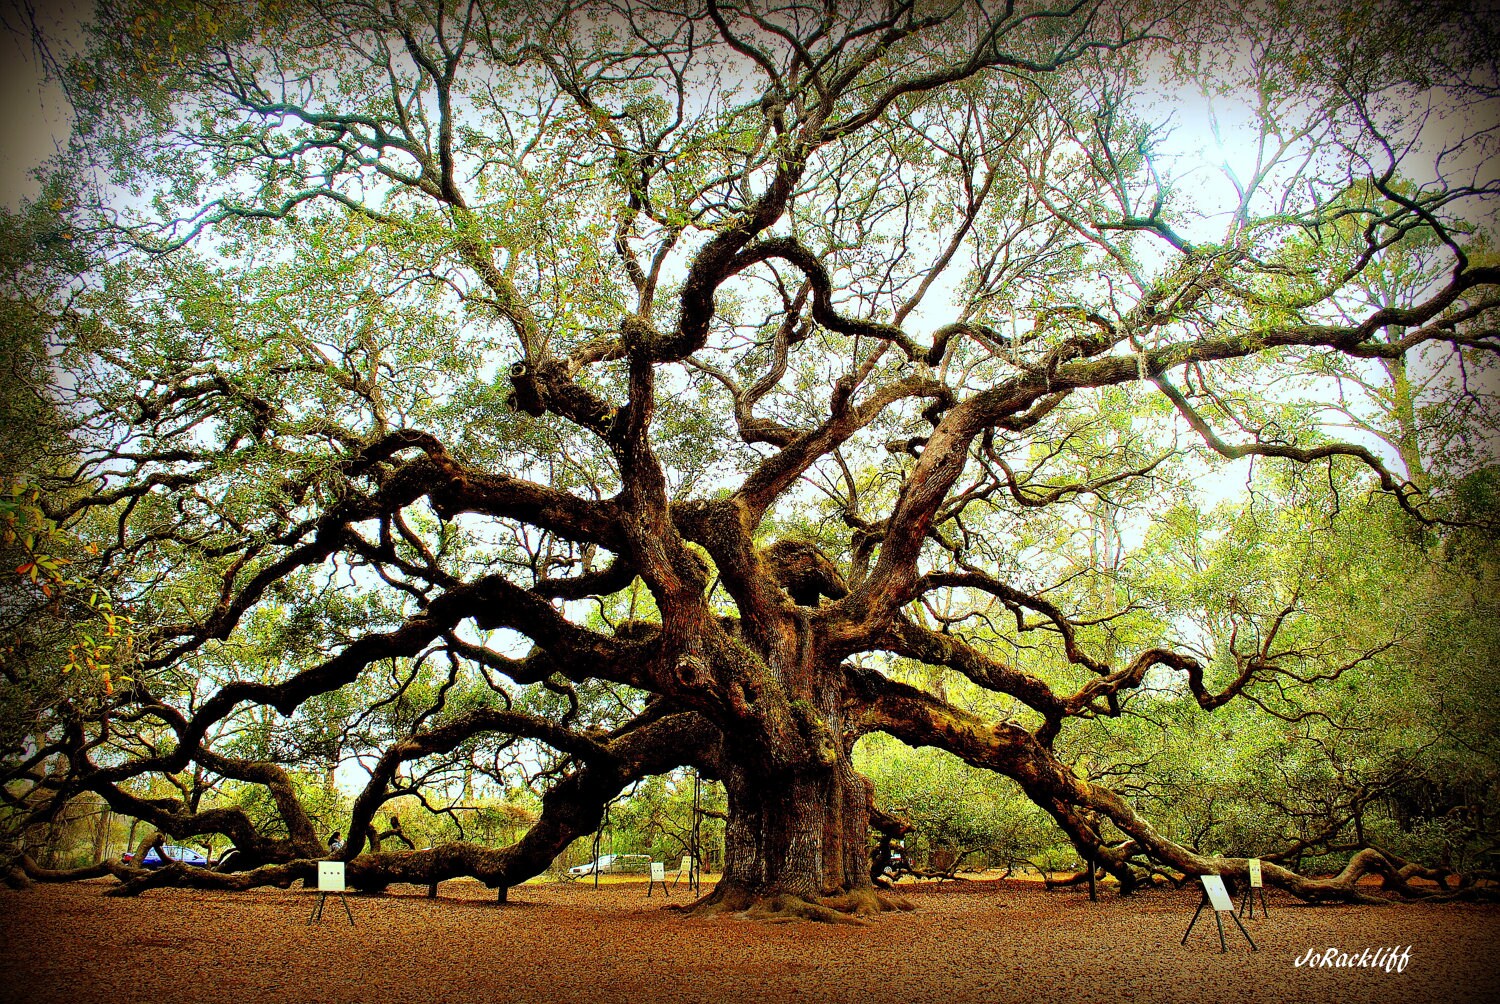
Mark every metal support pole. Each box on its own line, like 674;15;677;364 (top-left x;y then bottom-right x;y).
1181;894;1207;945
690;770;703;894
1227;907;1257;950
1238;884;1271;919
592;806;606;891
1184;892;1255;952
308;892;355;925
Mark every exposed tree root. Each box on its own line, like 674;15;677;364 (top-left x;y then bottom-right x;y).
745;896;870;925
676;883;913;924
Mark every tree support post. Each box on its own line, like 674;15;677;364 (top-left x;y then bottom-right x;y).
689;769;703;895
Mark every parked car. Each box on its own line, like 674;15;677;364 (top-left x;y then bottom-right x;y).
122;844;210;870
567;853;651;877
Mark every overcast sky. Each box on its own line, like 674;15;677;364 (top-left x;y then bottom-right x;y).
1;0;90;208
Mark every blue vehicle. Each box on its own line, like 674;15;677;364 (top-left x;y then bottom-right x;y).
123;844;210;869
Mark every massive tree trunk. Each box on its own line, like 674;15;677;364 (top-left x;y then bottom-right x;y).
687;634;909;920
704;753;886;915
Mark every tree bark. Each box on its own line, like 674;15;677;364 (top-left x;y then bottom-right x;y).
689;669;910;921
690;758;907;921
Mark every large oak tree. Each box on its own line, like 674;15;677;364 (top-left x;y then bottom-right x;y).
4;0;1498;917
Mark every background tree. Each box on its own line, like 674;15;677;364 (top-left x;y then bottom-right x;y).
4;0;1497;918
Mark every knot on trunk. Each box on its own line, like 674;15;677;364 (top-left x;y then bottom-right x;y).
675;653;709;686
787;698;839;768
507;361;546;416
676;544;712;593
507;359;618;431
762;539;847;606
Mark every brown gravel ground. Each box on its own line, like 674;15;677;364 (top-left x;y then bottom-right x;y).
2;876;1497;1004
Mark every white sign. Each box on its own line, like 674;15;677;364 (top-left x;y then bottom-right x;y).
1248;858;1263;888
650;861;665;882
318;861;346;892
1201;874;1234;912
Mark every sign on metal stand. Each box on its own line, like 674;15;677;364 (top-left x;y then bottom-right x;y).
308;861;355;926
1239;858;1270;919
1182;874;1255;952
671;855;696;893
646;860;669;898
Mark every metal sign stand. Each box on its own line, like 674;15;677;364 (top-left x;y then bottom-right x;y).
308;861;355;926
1239;858;1270;919
1182;875;1255;953
647;861;670;898
671;856;693;892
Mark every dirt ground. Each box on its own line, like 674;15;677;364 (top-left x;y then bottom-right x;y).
2;876;1497;1004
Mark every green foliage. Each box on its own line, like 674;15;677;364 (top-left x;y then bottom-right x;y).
1055;465;1500;871
602;773;726;869
6;0;1498;893
856;734;1063;871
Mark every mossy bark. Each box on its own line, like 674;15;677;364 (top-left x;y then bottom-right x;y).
690;668;908;920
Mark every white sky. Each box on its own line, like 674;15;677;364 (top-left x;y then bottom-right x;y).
0;1;88;209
